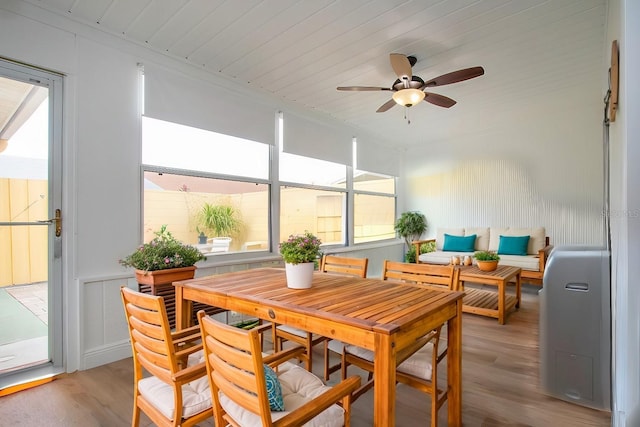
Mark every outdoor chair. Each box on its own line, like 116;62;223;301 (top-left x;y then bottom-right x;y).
198;310;361;427
319;255;369;380
339;261;459;427
120;286;213;427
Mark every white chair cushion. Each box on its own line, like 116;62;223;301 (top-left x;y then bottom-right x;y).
220;361;345;427
277;324;323;340
138;349;211;420
138;375;211;420
344;343;435;381
327;339;346;354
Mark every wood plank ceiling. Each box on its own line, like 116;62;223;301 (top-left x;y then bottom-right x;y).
24;0;608;148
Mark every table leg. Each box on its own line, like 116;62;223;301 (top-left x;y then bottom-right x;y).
515;271;522;308
447;300;463;426
174;286;192;330
498;279;506;325
374;333;396;426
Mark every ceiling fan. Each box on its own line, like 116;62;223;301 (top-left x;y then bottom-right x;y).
337;53;484;114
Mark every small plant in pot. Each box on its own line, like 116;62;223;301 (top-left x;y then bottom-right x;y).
279;231;322;289
474;251;500;272
198;203;242;238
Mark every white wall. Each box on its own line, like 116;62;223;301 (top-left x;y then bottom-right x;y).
402;80;605;246
608;0;640;425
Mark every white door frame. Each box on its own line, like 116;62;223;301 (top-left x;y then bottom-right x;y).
0;58;64;387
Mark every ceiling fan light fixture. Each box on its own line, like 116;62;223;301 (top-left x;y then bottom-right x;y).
392;88;425;107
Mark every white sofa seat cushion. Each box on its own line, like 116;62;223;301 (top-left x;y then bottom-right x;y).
220;361;345;427
419;252;540;272
138;373;212;421
276;324;324;340
495;254;540;271
419;251;473;265
344;342;437;381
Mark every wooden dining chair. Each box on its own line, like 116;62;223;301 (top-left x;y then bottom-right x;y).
272;255;369;375
381;260;460;290
120;286;213;427
339;261;459;427
316;255;370;380
198;310;361;427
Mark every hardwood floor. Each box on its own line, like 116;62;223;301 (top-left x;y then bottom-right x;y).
0;285;611;426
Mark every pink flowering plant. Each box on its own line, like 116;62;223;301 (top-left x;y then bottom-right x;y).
279;231;322;265
119;225;205;272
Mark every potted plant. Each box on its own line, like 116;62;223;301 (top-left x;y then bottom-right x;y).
119;225;206;285
394;211;427;261
279;231;322;289
197;203;243;251
474;251;500;272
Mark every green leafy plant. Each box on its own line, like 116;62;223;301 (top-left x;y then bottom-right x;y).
198;203;242;238
394;211;427;247
279;231;322;264
474;251;500;261
404;241;436;263
119;225;205;271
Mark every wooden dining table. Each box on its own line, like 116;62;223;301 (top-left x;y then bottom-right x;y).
173;267;465;427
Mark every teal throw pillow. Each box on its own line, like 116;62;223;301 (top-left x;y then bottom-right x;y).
263;364;285;411
497;235;530;256
442;234;476;252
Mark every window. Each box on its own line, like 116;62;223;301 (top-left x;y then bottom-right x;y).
140;105;399;258
142;118;270;254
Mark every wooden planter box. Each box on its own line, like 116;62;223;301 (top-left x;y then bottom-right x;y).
135;266;224;328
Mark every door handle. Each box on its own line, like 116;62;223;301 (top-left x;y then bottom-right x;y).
37;209;62;237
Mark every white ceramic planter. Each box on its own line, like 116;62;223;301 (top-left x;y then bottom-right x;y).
284;262;314;289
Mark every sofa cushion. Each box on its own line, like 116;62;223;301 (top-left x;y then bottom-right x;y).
442;234;476;252
488;227;546;255
264;364;285;411
435;228;464;250
498;235;530;256
465;227;490;251
419;251;472;265
510;227;546;254
495;254;541;272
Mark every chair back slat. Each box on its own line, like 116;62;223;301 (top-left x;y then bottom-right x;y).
320;255;368;278
124;301;165;327
382;260;459;290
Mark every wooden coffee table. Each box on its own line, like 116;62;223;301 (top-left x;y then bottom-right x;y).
458;265;522;324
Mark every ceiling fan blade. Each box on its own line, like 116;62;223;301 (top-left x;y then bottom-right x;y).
337;86;392;91
422;66;485;88
376;99;397;113
423;92;457;108
390;53;412;82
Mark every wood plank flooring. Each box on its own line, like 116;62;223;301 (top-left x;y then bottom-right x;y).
0;285;611;426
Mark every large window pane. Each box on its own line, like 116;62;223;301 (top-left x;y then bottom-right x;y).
354;194;396;244
353;170;395;194
280;187;345;246
279;152;346;188
144;171;269;253
142;117;269;180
